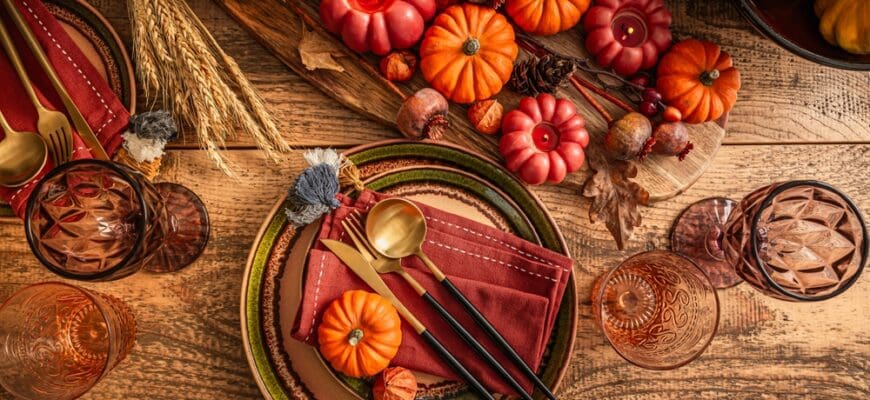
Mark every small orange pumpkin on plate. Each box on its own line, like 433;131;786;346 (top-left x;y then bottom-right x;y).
420;4;519;104
505;0;591;36
318;290;402;378
656;39;741;124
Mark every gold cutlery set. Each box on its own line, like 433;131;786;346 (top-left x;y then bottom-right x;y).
323;198;558;400
0;0;107;188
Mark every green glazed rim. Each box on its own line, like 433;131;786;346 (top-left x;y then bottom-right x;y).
241;140;577;400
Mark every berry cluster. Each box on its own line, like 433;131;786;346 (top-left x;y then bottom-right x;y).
629;74;682;122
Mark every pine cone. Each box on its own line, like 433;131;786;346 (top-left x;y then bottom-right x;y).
508;54;577;97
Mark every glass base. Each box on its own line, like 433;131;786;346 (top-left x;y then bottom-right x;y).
145;183;210;273
670;197;743;289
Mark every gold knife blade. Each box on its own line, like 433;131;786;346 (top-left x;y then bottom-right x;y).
2;0;109;161
321;239;426;334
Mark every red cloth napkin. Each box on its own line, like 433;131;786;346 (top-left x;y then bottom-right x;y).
291;190;573;396
0;0;129;217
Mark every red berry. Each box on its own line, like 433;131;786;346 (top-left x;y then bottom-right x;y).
629;74;649;88
663;106;682;122
642;88;662;102
640;101;658;117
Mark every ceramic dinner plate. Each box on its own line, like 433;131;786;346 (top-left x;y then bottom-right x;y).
0;0;135;217
241;140;578;400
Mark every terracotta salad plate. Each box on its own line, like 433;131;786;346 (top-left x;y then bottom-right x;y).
241;140;578;399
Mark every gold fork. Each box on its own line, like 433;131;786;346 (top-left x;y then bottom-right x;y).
341;212;535;400
0;19;73;166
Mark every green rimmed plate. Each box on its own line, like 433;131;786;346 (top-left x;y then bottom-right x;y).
241;140;577;399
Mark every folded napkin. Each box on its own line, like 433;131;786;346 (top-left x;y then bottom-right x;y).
0;0;129;217
291;190;573;396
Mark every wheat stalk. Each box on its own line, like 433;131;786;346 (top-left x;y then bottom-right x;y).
127;0;291;175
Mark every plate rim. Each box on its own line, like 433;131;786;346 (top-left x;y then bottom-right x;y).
241;140;578;400
736;0;870;71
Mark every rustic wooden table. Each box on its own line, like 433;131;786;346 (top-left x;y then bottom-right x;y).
1;1;868;399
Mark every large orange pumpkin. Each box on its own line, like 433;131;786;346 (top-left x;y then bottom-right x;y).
318;290;402;378
505;0;591;36
656;40;741;124
420;4;519;104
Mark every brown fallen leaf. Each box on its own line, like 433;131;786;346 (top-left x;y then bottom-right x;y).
582;146;650;250
298;25;345;72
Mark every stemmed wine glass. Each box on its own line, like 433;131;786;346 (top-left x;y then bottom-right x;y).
671;180;867;301
24;160;210;281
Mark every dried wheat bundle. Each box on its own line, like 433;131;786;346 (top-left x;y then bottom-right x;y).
128;0;290;175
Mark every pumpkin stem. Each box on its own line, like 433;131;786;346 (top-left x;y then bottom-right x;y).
347;328;364;346
463;38;481;56
700;69;720;86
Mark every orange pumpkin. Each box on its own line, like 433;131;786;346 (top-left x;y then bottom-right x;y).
656;40;741;124
506;0;591;36
318;290;402;378
420;4;519;104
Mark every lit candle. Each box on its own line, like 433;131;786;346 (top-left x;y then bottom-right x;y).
612;9;647;48
583;0;673;76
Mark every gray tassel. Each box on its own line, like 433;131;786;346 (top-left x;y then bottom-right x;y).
122;111;179;163
285;149;344;227
129;110;178;141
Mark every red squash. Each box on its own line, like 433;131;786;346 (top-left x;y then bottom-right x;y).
320;0;437;55
500;94;589;185
583;0;672;76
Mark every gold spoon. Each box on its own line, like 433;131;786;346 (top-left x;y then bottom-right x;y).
0;109;47;188
365;198;559;400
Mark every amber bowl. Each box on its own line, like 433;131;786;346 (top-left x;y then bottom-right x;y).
736;0;870;70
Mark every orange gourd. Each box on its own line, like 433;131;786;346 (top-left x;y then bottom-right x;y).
318;290;402;378
814;0;870;54
420;4;519;104
656;40;741;124
506;0;591;36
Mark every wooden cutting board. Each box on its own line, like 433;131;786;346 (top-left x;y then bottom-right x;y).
217;0;725;202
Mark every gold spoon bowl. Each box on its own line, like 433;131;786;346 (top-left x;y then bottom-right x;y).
0;111;48;188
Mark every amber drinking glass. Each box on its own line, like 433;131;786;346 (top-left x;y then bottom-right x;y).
672;180;867;301
24;160;210;281
0;282;136;400
592;250;719;369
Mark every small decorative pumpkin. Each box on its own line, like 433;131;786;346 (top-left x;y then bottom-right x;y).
318;290;402;378
319;0;437;55
420;4;519;104
505;0;591;36
814;0;870;54
656;39;741;124
373;367;418;400
500;94;589;185
583;0;672;76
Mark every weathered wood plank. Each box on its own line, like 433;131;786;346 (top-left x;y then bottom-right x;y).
1;144;867;399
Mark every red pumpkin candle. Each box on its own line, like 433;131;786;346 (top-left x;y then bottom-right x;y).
500;94;589;185
583;0;672;76
320;0;436;55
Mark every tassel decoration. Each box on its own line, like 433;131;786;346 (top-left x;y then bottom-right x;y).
285;149;364;227
115;111;179;180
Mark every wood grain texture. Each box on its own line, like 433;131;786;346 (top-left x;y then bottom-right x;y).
0;1;868;399
1;144;868;400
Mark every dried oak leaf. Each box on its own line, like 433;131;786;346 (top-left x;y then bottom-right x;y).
298;27;345;72
582;147;650;250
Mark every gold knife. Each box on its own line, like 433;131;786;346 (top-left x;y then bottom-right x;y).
320;239;494;400
1;0;109;160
